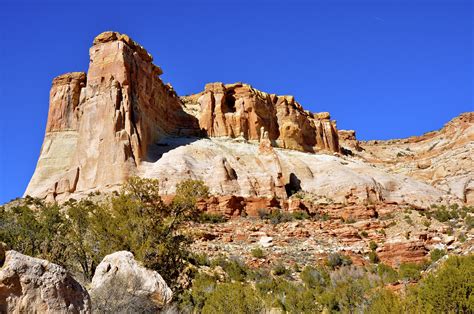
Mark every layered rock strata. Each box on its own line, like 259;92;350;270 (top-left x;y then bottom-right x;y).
358;112;474;205
25;31;342;201
25;31;200;200
182;82;340;153
25;31;469;208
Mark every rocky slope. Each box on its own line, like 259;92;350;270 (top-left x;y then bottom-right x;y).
341;113;473;205
189;203;473;269
139;137;455;207
24;31;472;210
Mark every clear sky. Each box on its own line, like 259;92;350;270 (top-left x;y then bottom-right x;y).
0;0;472;203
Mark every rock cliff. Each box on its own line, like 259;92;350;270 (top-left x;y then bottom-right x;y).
25;31;341;201
25;31;200;200
182;82;340;153
25;31;471;208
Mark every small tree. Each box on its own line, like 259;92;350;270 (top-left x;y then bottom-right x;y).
406;255;474;313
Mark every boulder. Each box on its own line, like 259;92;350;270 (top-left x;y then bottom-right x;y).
89;251;172;312
378;240;428;267
0;250;90;313
259;236;274;248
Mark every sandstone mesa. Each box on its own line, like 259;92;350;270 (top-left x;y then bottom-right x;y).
25;31;473;209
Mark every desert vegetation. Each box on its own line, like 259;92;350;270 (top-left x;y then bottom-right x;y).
181;253;474;313
1;177;208;286
1;178;473;313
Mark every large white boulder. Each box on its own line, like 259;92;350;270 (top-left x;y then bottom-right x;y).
89;251;172;312
0;250;91;313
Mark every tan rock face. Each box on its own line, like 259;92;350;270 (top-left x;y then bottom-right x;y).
359;112;474;205
46;72;86;132
338;129;361;153
0;250;91;313
25;31;469;208
182;82;340;153
25;31;200;200
140;137;457;207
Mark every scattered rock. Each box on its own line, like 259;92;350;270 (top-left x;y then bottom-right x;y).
259;236;274;248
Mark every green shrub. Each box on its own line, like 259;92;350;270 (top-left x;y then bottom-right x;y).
376;263;399;284
422;219;431;227
360;231;368;238
367;289;404;314
0;202;70;269
406;255;474;313
201;282;263;314
291;210;310;220
300;265;329;290
326;253;352;269
318;274;371;314
198;212;228;223
260;209;294;224
1;177;210;287
399;263;424;281
465;215;474;230
345;216;356;224
181;273;218;310
368;251;380;264
190;253;211;266
272;263;289;276
250;247;265;259
211;257;249;282
369;241;378;251
429;206;463;223
256;277;321;313
430;248;446;262
449;203;459;210
320;212;330;221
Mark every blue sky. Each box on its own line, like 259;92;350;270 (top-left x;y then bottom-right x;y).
0;0;472;203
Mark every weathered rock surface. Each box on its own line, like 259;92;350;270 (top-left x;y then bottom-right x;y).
182;82;340;153
89;251;172;312
378;240;429;267
140;137;456;207
24;31;470;209
338;129;361;153
25;31;199;201
0;250;91;313
358;113;474;205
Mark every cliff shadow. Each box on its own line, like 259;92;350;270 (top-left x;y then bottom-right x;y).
285;173;302;197
145;136;204;163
